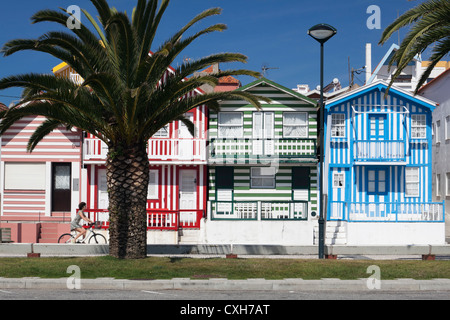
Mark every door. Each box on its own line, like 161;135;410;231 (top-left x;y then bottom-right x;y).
366;168;388;217
253;112;274;155
98;169;109;209
179;113;194;160
368;114;387;159
179;169;197;225
52;163;71;211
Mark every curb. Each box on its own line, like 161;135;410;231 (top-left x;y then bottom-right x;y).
1;277;450;291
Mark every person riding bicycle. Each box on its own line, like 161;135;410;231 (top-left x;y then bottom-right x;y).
70;202;93;243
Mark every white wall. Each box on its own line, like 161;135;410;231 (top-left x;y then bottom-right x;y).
346;222;445;245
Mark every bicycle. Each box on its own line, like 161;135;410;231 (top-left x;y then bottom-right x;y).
58;222;107;244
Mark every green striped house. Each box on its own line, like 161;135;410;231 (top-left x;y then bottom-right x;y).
208;78;319;222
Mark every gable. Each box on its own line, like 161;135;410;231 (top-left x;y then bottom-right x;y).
326;81;436;112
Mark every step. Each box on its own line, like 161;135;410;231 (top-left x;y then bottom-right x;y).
178;229;201;244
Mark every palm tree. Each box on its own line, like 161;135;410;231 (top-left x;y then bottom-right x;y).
379;0;450;93
0;0;267;259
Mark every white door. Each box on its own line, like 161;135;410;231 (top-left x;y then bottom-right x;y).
179;113;194;160
98;169;109;209
253;112;274;155
179;169;197;224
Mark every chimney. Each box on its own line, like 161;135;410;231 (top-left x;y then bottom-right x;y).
365;43;372;84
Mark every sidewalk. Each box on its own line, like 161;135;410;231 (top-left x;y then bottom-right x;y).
2;276;450;291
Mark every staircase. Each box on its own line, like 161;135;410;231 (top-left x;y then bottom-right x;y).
314;221;347;245
178;229;201;244
38;223;64;243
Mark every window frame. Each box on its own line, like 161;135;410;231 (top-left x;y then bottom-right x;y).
282;112;308;138
405;167;420;198
250;167;276;189
331;113;346;138
218;112;244;138
411;114;427;139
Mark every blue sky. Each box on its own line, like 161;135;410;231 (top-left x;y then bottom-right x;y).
0;0;423;106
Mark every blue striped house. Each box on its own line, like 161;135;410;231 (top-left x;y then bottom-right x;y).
323;80;445;245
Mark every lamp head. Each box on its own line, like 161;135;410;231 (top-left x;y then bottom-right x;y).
308;24;337;44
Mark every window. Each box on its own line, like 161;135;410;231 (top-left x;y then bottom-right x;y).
251;167;276;188
218;112;243;138
436;120;441;143
283;112;308;138
446;117;450;140
405;167;420;197
148;170;159;199
331;114;345;138
4;163;46;190
367;169;386;194
411;114;426;139
436;173;441;197
446;173;450;196
153;124;169;138
411;114;427;139
333;172;345;189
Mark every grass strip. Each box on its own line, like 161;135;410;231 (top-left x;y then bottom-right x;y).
1;256;450;280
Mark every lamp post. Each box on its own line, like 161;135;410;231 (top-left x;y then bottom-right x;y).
308;23;337;259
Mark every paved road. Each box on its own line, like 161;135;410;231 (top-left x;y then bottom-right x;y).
1;288;449;300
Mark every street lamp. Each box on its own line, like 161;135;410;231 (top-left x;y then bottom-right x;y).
308;23;337;259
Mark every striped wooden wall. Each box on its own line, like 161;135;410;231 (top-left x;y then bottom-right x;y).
326;84;433;206
1;115;82;219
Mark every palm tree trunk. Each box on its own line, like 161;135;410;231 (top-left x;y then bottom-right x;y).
106;143;149;259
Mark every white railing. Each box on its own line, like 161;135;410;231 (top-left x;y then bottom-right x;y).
83;138;206;162
211;201;308;220
354;140;405;162
328;201;444;222
209;138;317;160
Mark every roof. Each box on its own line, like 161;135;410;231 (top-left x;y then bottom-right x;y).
199;65;241;85
326;80;437;111
418;67;450;93
237;77;318;106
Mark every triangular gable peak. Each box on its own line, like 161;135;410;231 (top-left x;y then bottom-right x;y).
326;80;437;113
237;78;318;108
367;43;421;85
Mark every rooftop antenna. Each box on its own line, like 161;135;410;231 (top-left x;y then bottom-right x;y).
261;65;278;77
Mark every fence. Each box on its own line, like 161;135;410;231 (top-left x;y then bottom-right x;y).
211;201;308;221
328;201;444;222
83;209;203;231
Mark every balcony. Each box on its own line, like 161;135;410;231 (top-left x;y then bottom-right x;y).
83;209;203;231
329;201;444;222
83;138;207;163
353;140;406;163
210;201;309;220
208;138;317;165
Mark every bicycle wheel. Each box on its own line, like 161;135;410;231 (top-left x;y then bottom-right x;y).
88;233;107;244
58;233;74;244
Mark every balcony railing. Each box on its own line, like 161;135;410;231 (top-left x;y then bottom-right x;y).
210;201;308;221
83;138;206;162
209;138;317;163
328;201;444;222
83;209;203;230
353;140;405;162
